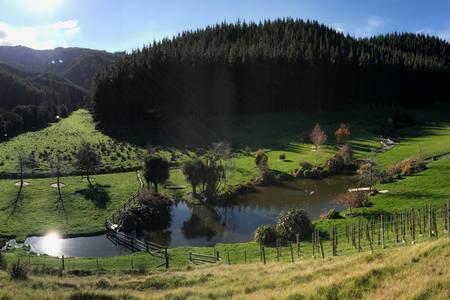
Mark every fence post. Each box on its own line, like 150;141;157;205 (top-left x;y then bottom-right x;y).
262;246;266;265
411;209;416;243
418;209;422;235
296;233;300;258
96;257;99;271
381;215;385;249
165;248;169;269
227;251;230;264
330;228;335;256
319;235;325;259
312;231;316;258
244;250;247;263
358;221;361;252
447;200;450;236
131;257;134;269
61;255;65;272
189;252;192;262
345;224;349;243
290;244;294;263
429;207;433;237
216;250;220;261
395;213;399;243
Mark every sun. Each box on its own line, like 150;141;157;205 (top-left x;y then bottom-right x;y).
24;0;60;12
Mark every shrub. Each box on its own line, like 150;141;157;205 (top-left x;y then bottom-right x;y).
320;209;340;220
276;209;312;241
389;157;426;177
303;167;322;179
0;252;6;270
8;260;28;280
254;224;278;246
279;153;286;160
299;161;313;171
255;149;268;171
339;144;353;165
326;154;345;174
122;191;171;232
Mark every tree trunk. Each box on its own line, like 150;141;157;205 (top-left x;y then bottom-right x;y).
154;182;158;193
87;174;92;187
192;184;197;195
57;174;62;200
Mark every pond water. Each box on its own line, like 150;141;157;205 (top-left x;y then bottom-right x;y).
24;176;356;257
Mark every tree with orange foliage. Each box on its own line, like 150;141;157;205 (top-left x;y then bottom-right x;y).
335;123;350;144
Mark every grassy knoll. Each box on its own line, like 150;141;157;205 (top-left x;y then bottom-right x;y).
1;237;449;299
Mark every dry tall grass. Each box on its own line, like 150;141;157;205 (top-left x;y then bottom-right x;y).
0;238;449;299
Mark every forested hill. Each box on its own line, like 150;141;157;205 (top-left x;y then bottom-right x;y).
92;19;450;127
0;63;86;135
0;46;122;89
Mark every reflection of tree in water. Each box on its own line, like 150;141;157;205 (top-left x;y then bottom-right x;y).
142;229;172;247
182;205;225;240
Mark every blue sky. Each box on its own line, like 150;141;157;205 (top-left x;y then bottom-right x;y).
1;0;450;52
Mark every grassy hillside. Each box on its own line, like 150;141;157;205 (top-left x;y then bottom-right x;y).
0;172;139;240
1;237;449;299
2;109;450;239
0;110;145;175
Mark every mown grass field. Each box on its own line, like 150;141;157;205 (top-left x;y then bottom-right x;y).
1;237;449;299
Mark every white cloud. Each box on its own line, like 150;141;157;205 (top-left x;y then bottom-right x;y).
354;16;386;37
414;25;450;41
332;23;345;33
49;20;80;36
0;19;80;50
332;16;387;38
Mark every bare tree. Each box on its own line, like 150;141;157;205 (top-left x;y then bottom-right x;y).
16;151;36;204
50;154;69;202
335;191;367;215
358;150;380;193
310;123;328;151
310;123;327;165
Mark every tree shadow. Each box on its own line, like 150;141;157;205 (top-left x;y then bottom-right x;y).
75;184;112;209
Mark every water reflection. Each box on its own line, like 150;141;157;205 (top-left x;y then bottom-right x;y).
34;232;62;257
25;176;356;256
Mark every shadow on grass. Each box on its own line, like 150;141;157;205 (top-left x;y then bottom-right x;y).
75;184;111;209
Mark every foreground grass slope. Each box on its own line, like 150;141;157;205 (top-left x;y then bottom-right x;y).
1;237;449;299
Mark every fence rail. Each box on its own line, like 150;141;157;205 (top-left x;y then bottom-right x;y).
189;252;220;264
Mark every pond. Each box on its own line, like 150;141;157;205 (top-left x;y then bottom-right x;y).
24;175;356;257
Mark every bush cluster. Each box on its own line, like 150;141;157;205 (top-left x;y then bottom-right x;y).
254;208;312;245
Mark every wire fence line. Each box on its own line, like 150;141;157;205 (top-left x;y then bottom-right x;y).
7;202;450;273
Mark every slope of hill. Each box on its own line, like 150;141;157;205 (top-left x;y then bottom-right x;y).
0;63;87;134
92;19;450;128
0;45;121;89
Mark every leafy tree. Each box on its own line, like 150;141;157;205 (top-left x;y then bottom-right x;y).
335;123;350;144
74;142;101;187
182;158;205;195
143;154;170;193
255;149;268;172
276;208;312;241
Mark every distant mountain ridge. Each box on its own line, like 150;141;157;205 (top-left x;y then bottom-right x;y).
0;45;122;90
0;45;123;135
